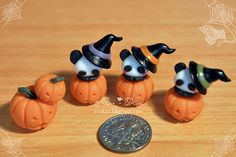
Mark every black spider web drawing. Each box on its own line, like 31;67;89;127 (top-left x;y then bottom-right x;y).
0;0;25;30
199;0;236;46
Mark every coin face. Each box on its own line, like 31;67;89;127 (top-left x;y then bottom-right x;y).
98;114;152;153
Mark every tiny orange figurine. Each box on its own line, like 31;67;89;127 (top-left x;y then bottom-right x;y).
164;61;231;121
116;43;175;106
34;74;66;104
70;74;107;104
10;86;57;131
69;34;123;104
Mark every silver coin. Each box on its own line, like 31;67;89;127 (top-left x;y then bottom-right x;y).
98;114;152;153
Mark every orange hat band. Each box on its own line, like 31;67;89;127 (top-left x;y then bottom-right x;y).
140;46;159;65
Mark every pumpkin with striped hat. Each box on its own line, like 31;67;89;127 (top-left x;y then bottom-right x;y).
189;61;231;95
116;43;176;105
131;43;176;73
164;61;231;121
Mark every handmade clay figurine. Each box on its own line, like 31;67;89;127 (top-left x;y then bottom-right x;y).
34;74;66;104
10;86;57;131
164;61;231;121
116;43;175;105
70;34;123;104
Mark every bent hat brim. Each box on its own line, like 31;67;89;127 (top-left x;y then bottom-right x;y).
82;45;111;69
189;61;207;95
131;46;157;73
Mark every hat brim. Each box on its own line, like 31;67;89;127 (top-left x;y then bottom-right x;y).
82;45;111;69
131;46;157;73
189;61;207;95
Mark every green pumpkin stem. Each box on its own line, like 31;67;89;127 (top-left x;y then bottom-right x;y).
18;87;37;99
50;76;65;83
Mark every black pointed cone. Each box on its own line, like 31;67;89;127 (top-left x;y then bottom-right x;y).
147;43;176;59
205;68;231;83
189;60;231;95
218;70;231;82
93;34;123;54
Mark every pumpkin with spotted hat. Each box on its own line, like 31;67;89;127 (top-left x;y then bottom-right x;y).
164;61;231;122
116;43;176;106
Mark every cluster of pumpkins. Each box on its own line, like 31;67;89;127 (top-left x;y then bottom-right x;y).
68;34;231;123
9;34;231;131
10;74;66;131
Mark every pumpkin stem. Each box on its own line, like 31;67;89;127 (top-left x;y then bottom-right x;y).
50;76;65;83
18;87;37;99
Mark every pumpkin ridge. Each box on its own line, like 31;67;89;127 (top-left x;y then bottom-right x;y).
99;76;106;96
11;98;26;114
94;79;101;99
51;84;55;102
169;96;178;114
24;99;30;129
130;81;135;100
74;78;81;97
87;82;91;103
44;83;54;102
183;98;188;119
11;96;25;112
125;79;134;98
117;77;125;96
115;75;123;90
58;81;65;96
37;101;44;126
37;81;50;97
142;80;147;103
148;78;153;98
165;90;176;112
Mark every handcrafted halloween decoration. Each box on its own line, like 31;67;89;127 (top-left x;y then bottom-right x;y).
116;74;153;105
10;86;57;131
70;34;123;104
164;61;231;121
70;74;107;104
116;43;175;105
34;74;66;104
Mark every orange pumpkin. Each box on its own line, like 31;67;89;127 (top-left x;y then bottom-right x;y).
34;74;66;104
10;86;57;131
70;75;107;104
164;87;204;121
116;74;153;105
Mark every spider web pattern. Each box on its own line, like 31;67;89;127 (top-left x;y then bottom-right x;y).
199;24;226;45
208;0;234;25
199;0;236;46
211;135;235;157
0;129;25;157
0;0;25;30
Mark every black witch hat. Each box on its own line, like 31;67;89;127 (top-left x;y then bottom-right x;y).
189;61;231;95
131;43;175;73
82;34;123;69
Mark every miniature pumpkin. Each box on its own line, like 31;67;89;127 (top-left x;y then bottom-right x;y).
164;87;204;121
34;74;66;104
10;86;57;131
70;74;107;104
116;74;153;105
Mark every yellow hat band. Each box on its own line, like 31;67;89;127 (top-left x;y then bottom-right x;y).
140;46;159;65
